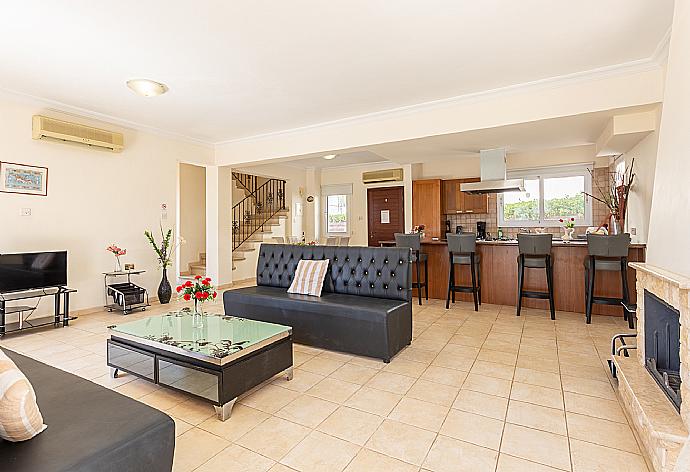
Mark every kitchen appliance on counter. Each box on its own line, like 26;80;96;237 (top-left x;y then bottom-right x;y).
445;220;451;234
455;225;463;234
476;221;487;240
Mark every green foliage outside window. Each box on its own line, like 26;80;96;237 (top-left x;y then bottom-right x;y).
504;194;584;221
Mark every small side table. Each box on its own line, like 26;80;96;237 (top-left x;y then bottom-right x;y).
104;270;150;315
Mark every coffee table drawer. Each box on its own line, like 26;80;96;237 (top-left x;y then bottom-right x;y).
158;358;220;402
107;340;155;380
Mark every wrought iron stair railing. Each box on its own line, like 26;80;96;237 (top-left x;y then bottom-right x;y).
232;172;258;197
232;174;286;251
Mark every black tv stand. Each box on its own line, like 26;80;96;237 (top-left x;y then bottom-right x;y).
0;286;77;336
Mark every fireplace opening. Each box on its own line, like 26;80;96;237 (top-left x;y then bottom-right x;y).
644;289;682;411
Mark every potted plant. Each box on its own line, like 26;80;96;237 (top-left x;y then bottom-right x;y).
176;276;218;326
144;225;183;304
584;159;635;234
559;218;575;242
106;244;126;272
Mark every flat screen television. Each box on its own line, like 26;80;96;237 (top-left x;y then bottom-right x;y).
0;251;68;293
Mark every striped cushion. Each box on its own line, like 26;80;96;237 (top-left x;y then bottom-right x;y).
287;259;330;297
0;350;46;442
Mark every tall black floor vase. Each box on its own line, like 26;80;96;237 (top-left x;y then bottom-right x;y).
158;268;172;304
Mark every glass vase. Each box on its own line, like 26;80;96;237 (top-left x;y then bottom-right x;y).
193;299;205;328
562;227;574;242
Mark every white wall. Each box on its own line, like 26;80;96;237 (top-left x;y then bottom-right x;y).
621;113;660;244
647;1;690;277
321;162;412;246
0;93;214;312
178;163;206;273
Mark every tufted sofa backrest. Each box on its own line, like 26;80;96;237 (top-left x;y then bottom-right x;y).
256;244;412;302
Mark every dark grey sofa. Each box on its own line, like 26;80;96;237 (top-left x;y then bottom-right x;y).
0;348;175;472
223;244;413;362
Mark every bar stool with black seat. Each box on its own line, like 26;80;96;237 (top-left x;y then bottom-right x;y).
395;233;428;305
516;233;555;320
584;233;631;325
446;232;481;311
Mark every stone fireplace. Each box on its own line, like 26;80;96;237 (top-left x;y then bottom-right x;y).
612;263;690;471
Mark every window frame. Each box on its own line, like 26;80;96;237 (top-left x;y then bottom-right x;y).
325;193;350;235
497;164;593;228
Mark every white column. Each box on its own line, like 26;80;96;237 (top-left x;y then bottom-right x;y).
304;167;321;242
206;165;233;287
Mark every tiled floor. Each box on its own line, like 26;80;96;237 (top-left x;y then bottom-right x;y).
0;282;648;472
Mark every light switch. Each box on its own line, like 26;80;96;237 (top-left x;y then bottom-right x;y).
630;227;637;235
21;208;31;216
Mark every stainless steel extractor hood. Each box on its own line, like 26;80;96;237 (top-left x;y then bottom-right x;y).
460;148;525;194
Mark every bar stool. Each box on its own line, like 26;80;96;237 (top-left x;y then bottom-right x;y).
395;233;428;305
584;233;631;325
517;234;555;320
446;233;481;311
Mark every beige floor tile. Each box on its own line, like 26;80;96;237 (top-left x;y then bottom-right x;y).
477;348;518;366
421;365;468;387
406;379;459;407
516;354;560;374
239;384;301;413
317;406;383;446
452;389;508;420
276;394;339;428
566;412;640;453
496;454;565;472
344;448;418;472
563;392;627;423
138;387;187;411
345;386;403;416
384;358;428;377
423;435;498;472
510;382;564;410
560;375;616;400
448;333;486;348
348;356;386;370
330;363;379;384
398;346;439;363
307;377;361;403
569;438;648;472
114;378;160;399
440;408;504;450
198;404;269;441
196;444;275;472
431;352;475;370
500;423;571;471
366;371;417;394
281;430;360;472
300;356;346;376
389;397;449;432
236;416;310;461
462;373;512;398
365;419;437;466
268;464;298;472
272;368;324;392
167;397;216;425
172;428;230;472
558;362;609;382
513;367;561;390
172;416;194;437
506;400;567;436
469;360;516;381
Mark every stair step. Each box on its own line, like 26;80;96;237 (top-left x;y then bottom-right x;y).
235;246;256;253
232;254;246;262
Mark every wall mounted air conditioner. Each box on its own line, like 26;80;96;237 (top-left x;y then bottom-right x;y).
32;115;124;152
362;168;403;184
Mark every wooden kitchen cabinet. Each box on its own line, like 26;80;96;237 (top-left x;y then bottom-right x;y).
412;179;443;239
442;178;488;215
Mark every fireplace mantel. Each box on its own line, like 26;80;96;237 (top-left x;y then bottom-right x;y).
629;263;690;290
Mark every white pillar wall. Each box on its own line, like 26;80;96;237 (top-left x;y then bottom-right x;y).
206;165;233;287
305;167;321;242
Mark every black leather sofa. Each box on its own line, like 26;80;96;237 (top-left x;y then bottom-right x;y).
223;244;413;362
0;348;175;472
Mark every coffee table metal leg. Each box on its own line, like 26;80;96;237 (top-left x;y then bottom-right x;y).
109;367;119;378
284;366;294;381
215;398;237;421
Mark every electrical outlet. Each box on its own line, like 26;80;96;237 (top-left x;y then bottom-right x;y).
20;208;31;216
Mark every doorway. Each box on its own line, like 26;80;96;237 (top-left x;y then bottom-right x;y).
367;186;405;246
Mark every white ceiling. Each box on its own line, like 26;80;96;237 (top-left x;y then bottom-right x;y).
0;1;673;143
282;150;388;169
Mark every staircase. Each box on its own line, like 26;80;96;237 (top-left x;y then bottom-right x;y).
232;172;287;274
180;172;288;280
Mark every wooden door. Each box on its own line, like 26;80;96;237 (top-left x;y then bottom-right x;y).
367;187;405;246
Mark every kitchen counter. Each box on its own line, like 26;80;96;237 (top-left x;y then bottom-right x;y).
380;238;646;316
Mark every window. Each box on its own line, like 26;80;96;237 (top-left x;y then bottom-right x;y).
321;184;352;235
498;165;592;227
326;194;348;233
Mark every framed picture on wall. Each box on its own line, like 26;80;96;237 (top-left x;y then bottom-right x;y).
0;162;48;196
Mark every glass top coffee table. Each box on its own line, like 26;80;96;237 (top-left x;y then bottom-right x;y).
107;311;293;420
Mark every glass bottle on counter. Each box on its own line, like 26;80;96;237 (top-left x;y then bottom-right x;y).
497;227;503;239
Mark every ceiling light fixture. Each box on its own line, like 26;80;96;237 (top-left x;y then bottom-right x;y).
126;79;169;97
322;154;337;160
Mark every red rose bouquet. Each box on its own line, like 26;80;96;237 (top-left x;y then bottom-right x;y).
176;275;218;314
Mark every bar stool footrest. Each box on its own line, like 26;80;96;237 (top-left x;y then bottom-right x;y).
592;296;624;306
521;290;551;300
